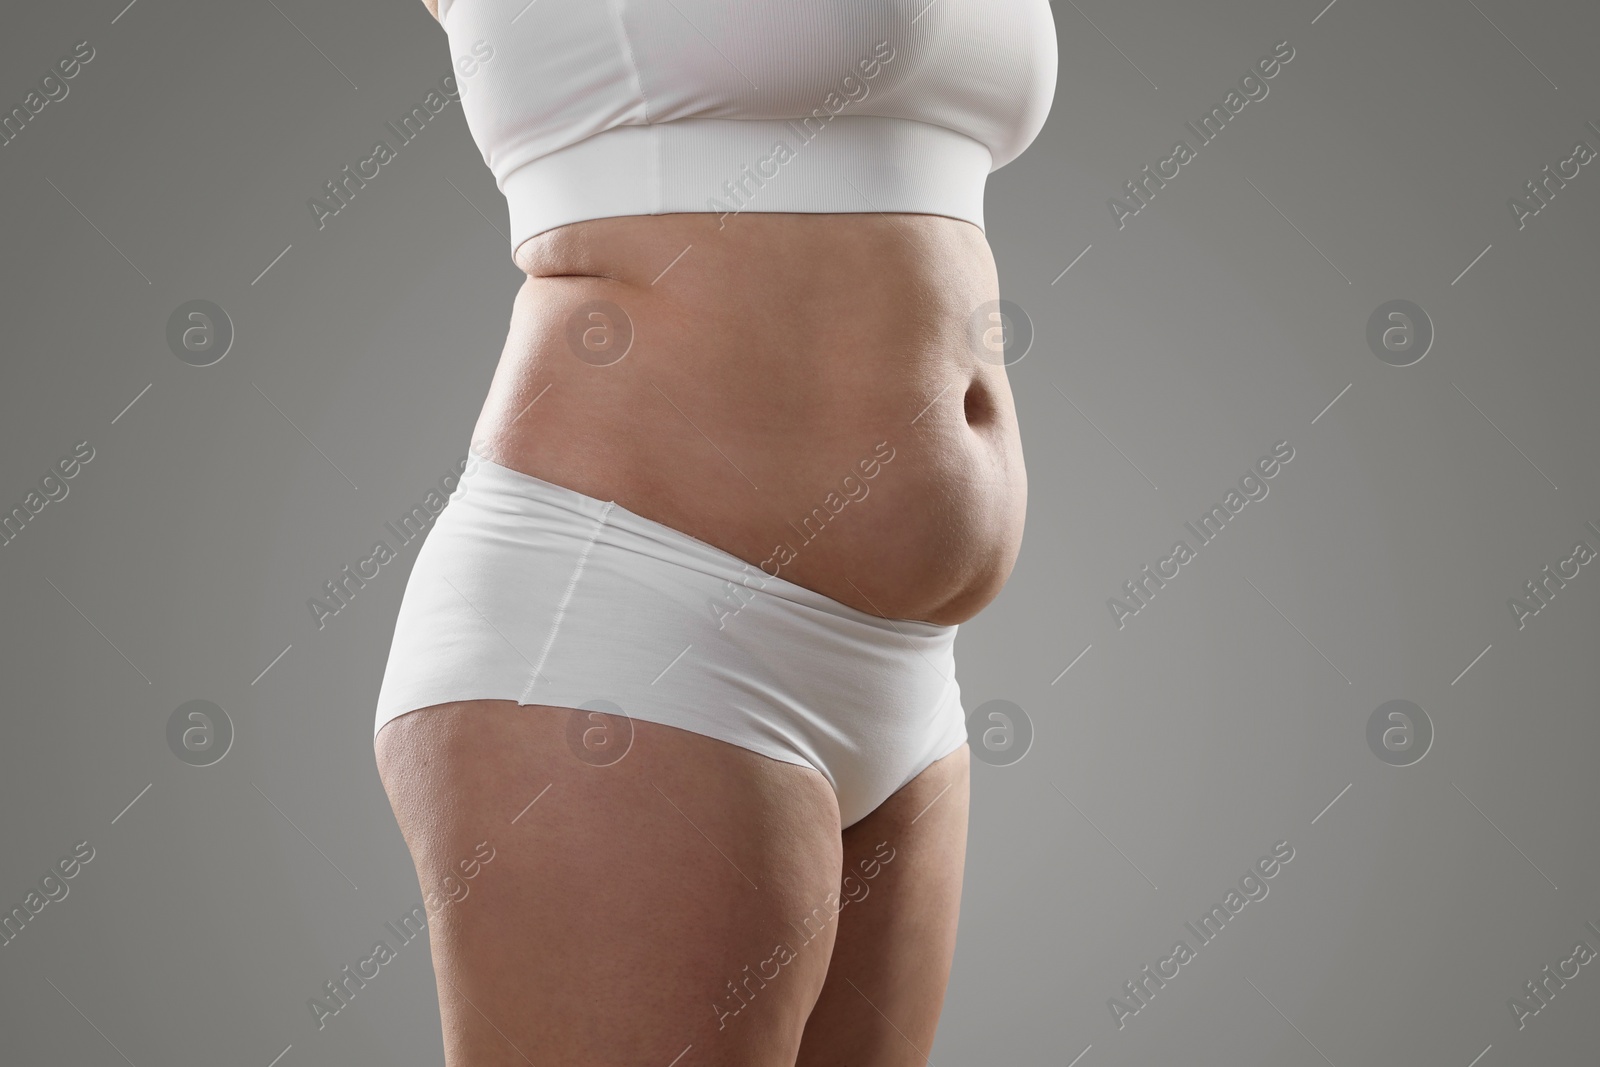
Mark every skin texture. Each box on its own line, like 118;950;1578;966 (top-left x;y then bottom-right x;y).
473;210;1027;626
379;3;1009;1062
375;704;969;1066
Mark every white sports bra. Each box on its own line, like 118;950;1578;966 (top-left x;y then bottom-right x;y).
437;0;1057;257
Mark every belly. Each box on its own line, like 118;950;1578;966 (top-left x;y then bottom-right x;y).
469;211;1027;625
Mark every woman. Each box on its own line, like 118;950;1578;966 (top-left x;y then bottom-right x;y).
374;1;1056;1063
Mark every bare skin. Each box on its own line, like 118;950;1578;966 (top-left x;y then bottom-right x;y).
377;3;1021;1062
473;209;1026;625
376;704;969;1065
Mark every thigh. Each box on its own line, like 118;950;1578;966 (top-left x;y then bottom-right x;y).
375;699;845;1067
795;743;970;1066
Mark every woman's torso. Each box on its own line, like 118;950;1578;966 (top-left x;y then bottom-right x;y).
434;0;1055;624
473;211;1024;624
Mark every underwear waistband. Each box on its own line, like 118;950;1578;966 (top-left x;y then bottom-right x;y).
452;447;958;639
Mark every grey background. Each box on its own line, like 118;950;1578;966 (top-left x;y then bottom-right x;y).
2;0;1597;1064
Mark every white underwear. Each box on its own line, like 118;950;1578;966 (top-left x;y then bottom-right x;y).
374;450;967;829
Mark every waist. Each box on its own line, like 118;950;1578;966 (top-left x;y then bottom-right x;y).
497;116;994;260
472;212;1028;625
444;449;960;637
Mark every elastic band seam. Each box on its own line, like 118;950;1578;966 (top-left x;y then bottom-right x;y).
520;501;616;703
608;0;650;122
